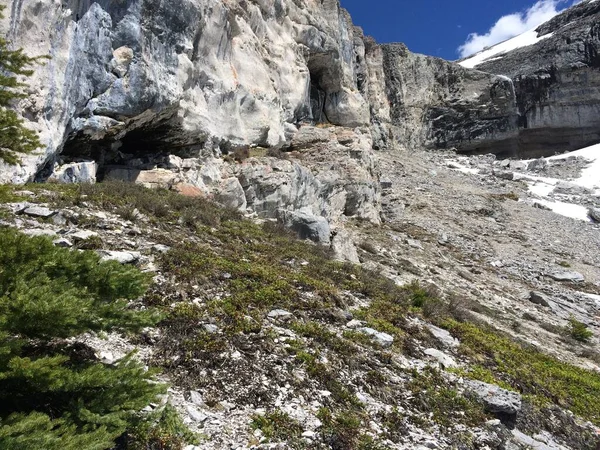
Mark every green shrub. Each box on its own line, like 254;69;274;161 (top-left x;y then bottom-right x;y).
0;229;167;449
0;5;45;164
445;319;600;425
251;410;302;443
125;404;199;449
565;315;594;343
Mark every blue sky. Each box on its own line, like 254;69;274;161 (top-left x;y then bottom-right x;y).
339;0;575;60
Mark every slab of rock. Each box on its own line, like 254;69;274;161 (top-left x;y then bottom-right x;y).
70;230;99;241
277;209;331;245
202;324;219;334
426;324;460;348
346;320;365;329
509;160;528;171
464;380;522;415
290;125;331;150
547;270;585;283
406;238;423;250
588;207;600;223
214;177;247;210
331;229;360;264
553;181;592;196
189;391;205;407
529;291;551;307
22;206;56;218
267;309;293;321
172;183;204;198
424;348;458;368
98;250;141;264
358;327;394;348
49;161;97;184
494;171;515;181
185;405;208;423
22;228;57;237
53;237;73;248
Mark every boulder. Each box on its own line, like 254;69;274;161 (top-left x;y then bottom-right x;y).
357;327;394;348
424;348;458;369
98;250;141;264
331;229;360;264
588;207;600;223
214;178;247;211
277;209;331;245
547;270;585;283
49;161;97;184
464;380;522;415
267;309;293;321
528;159;548;172
22;206;56;218
69;230;99;242
529;291;551;307
426;324;460;348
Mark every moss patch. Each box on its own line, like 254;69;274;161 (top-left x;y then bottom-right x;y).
444;319;600;426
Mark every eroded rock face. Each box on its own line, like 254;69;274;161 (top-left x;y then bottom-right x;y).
5;0;597;185
466;0;600;158
1;0;371;182
381;44;519;156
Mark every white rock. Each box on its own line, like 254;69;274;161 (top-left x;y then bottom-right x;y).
464;380;522;415
186;406;208;423
153;244;171;253
331;229;360;264
189;391;205;407
424;348;458;368
70;230;99;241
267;309;293;320
426;324;460;348
22;228;57;237
53;237;73;247
203;324;219;334
98;250;141;264
547;270;585;283
346;319;365;329
358;327;394;348
49;161;97;183
22;206;55;218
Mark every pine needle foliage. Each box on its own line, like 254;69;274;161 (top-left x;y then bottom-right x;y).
0;5;45;164
0;228;165;449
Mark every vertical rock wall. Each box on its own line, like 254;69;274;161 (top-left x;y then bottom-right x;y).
0;0;372;182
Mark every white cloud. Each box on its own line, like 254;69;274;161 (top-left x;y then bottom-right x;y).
457;0;575;58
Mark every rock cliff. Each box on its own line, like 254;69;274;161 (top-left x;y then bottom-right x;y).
2;0;600;222
460;0;600;158
380;44;519;156
1;0;372;181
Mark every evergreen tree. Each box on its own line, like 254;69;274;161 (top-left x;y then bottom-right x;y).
0;5;44;164
0;228;165;449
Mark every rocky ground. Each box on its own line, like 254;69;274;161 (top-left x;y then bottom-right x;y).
1;139;599;450
374;147;600;365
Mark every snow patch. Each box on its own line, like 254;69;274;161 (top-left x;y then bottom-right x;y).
459;29;553;69
546;143;600;190
531;199;591;222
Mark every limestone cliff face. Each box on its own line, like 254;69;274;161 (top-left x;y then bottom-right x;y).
380;44;519;156
465;0;600;158
3;0;599;183
1;0;372;182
